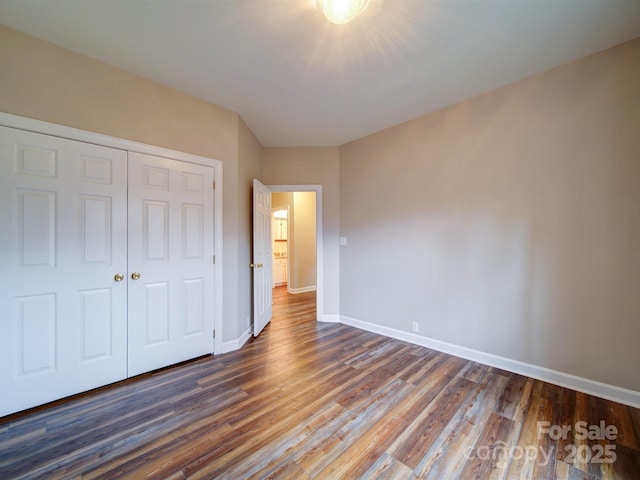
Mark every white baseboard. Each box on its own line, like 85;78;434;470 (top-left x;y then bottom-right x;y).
320;314;341;323
221;338;239;354
238;327;252;349
287;285;317;294
221;326;252;354
339;315;640;409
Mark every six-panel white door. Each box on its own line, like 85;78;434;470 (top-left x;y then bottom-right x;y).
127;152;215;376
252;179;272;336
0;126;128;416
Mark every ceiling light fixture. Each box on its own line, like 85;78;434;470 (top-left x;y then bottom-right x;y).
314;0;370;25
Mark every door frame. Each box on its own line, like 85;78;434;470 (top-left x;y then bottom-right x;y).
268;185;323;323
0;112;224;354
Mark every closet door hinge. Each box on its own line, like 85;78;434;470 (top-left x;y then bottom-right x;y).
212;329;215;339
212;180;216;189
212;255;216;264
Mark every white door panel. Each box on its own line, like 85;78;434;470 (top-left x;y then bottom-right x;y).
252;179;272;336
0;126;128;416
127;152;215;376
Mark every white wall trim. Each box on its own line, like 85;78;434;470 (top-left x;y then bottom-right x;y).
221;326;252;354
320;314;341;323
339;315;640;409
287;285;316;294
268;185;323;323
238;327;252;350
0;112;225;354
1;113;219;167
221;339;239;354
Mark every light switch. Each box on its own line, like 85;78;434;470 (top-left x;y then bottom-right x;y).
339;237;347;246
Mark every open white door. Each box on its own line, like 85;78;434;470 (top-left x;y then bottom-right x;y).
252;179;272;336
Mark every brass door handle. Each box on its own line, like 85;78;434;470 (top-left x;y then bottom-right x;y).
114;273;125;282
131;272;141;280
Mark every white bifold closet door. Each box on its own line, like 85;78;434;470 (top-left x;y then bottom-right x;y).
0;126;128;416
0;127;215;416
127;152;215;377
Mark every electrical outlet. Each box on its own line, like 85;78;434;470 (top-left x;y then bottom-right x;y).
411;322;419;333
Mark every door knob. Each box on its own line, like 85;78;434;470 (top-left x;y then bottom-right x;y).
250;263;255;268
114;273;125;282
131;272;141;280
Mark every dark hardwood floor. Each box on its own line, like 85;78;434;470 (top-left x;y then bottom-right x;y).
1;286;639;479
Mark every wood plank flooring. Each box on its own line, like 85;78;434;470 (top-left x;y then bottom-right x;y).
1;286;639;479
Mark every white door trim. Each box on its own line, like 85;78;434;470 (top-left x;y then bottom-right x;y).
267;185;323;323
0;112;224;354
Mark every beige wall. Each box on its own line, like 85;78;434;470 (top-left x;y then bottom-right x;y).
291;192;317;290
0;25;237;161
238;118;264;337
0;25;259;344
340;38;640;391
263;147;340;317
272;192;293;210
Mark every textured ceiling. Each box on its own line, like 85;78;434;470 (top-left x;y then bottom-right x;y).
1;0;640;146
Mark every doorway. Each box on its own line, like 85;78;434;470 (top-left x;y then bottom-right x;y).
268;185;323;322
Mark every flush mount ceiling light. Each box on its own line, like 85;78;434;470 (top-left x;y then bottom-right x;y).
314;0;370;25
